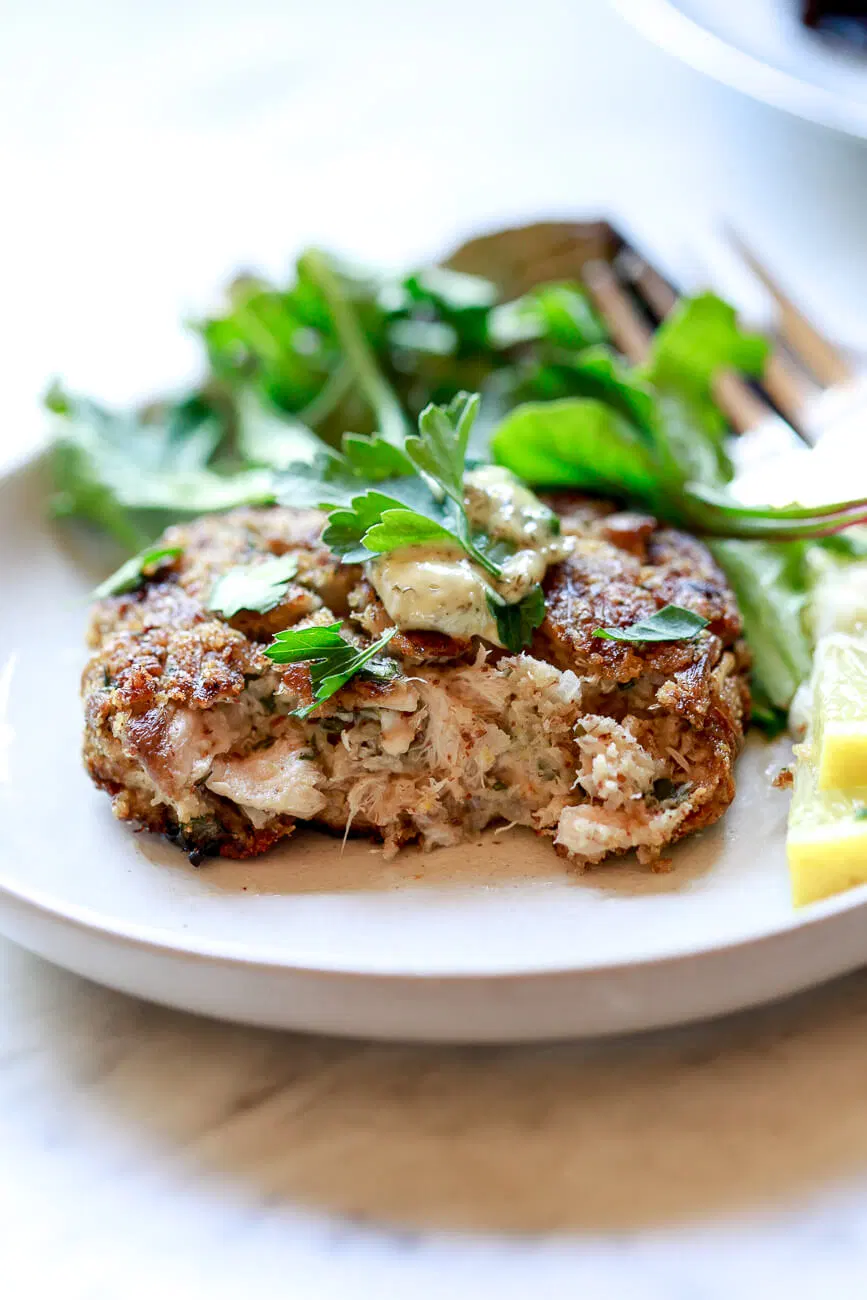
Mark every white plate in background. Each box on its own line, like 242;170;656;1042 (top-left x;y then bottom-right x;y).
612;0;867;138
3;452;867;1042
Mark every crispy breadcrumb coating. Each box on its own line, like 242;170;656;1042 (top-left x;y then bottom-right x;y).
81;502;749;865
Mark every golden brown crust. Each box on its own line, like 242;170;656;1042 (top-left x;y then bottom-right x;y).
537;524;742;688
82;502;749;864
83;583;264;716
163;507;360;614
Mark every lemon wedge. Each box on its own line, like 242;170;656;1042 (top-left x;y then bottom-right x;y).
788;747;867;905
812;633;867;790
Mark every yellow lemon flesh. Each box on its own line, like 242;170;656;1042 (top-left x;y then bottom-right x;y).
788;753;867;906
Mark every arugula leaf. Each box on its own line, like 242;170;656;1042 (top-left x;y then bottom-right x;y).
198;275;334;414
403;266;498;313
387;318;457;357
593;604;709;643
486;585;546;652
52;432;153;552
490;398;662;504
555;347;659;445
207;555;299;618
644;293;768;399
297;249;409;446
641;294;767;486
264;622;400;718
50;392;275;547
490;282;606;351
93;545;182;599
709;540;812;712
234;392;322;470
653;390;733;489
389;267;497;353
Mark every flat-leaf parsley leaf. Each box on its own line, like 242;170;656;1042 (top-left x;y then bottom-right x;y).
264;622;399;717
593;604;709;644
207;555;299;618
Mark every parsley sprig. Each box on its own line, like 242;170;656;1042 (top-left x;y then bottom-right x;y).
274;393;549;651
264;622;399;717
593;604;709;643
290;393;505;579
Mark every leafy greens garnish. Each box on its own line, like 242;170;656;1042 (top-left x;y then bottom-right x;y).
49;231;867;728
264;622;399;718
50;389;282;549
486;586;547;653
489;283;607;351
593;604;709;644
93;545;183;599
207;555;299;618
282;392;507;579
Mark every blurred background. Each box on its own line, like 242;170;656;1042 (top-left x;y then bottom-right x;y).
5;0;867;462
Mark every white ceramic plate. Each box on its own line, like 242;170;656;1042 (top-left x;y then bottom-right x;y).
3;451;867;1042
612;0;867;138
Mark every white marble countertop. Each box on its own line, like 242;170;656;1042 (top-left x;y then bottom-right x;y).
7;2;867;1295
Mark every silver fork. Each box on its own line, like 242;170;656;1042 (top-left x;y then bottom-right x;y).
578;233;861;489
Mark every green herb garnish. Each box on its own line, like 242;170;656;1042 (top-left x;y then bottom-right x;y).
487;585;547;653
264;622;399;718
207;555;299;618
93;545;183;599
285;392;507;579
593;604;709;644
50;390;277;551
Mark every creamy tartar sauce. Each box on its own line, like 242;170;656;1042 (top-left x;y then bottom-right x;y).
367;467;570;645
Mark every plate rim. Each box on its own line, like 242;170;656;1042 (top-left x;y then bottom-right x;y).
610;0;867;139
3;845;867;982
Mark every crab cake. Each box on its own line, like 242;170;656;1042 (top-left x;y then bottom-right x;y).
81;503;749;866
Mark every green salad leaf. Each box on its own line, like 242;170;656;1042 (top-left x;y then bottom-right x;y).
489;398;662;504
50;391;276;549
489;282;606;351
264;622;399;718
708;540;813;712
207;555;299;618
644;293;768;403
297;249;410;447
49;231;867;731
